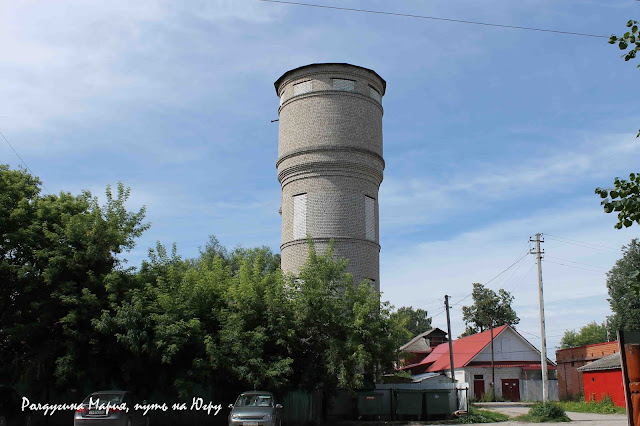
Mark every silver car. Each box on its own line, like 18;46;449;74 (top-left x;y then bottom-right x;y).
228;391;283;426
74;391;149;426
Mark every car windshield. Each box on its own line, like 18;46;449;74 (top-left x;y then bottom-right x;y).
235;394;273;407
82;393;123;404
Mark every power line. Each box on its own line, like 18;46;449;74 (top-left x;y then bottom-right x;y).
544;255;609;271
257;0;609;38
545;234;618;251
0;129;51;195
451;251;530;308
505;263;536;295
545;234;620;254
544;259;606;273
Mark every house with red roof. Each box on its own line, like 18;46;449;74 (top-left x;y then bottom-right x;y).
401;325;557;401
398;328;448;367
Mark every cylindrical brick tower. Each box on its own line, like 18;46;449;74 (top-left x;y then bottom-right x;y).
274;63;386;291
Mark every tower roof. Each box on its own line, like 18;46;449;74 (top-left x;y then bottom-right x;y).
274;63;386;94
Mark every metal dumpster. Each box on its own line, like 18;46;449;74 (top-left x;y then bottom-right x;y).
394;389;423;419
357;392;384;418
328;389;356;420
424;389;452;419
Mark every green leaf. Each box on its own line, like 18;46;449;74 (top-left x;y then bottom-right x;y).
633;26;638;34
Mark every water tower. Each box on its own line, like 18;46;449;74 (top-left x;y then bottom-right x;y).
275;63;385;291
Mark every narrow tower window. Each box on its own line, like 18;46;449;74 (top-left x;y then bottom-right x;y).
333;79;355;91
293;80;312;96
293;193;307;239
369;86;382;103
365;195;375;241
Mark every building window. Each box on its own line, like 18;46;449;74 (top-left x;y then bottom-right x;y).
333;78;355;91
365;196;375;241
369;86;382;103
474;375;483;380
293;80;312;96
293;193;307;239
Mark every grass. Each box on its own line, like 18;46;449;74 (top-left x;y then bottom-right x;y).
455;406;510;423
556;395;625;415
513;402;571;423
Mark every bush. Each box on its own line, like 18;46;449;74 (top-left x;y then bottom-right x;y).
479;388;495;402
556;394;625;415
456;407;509;424
477;387;506;402
529;402;566;418
522;402;571;422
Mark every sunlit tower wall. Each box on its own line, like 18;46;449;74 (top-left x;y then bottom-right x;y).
274;63;386;291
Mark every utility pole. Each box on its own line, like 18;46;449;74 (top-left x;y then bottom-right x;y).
445;295;456;384
530;233;549;402
490;323;495;401
445;295;459;409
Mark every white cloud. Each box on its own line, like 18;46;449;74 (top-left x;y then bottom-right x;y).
380;130;640;229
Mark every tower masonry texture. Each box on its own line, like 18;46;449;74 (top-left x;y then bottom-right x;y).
274;63;386;291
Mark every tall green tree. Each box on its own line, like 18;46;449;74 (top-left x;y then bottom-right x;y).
607;239;640;330
391;306;432;338
218;246;294;391
560;321;608;349
461;283;519;336
0;165;149;394
289;241;400;396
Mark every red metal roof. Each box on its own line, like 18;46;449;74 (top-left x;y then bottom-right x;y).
420;325;509;372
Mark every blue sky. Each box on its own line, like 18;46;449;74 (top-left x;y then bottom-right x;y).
1;0;639;358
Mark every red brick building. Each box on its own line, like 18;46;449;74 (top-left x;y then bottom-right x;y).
556;341;618;400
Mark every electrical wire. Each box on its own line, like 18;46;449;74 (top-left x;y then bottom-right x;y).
544;259;606;273
545;235;621;254
257;0;609;38
0;129;51;195
451;251;530;308
544;255;609;270
545;234;619;251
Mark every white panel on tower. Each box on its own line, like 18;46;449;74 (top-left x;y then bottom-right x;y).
333;79;355;91
293;80;312;96
365;196;375;241
369;86;382;103
293;194;307;239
